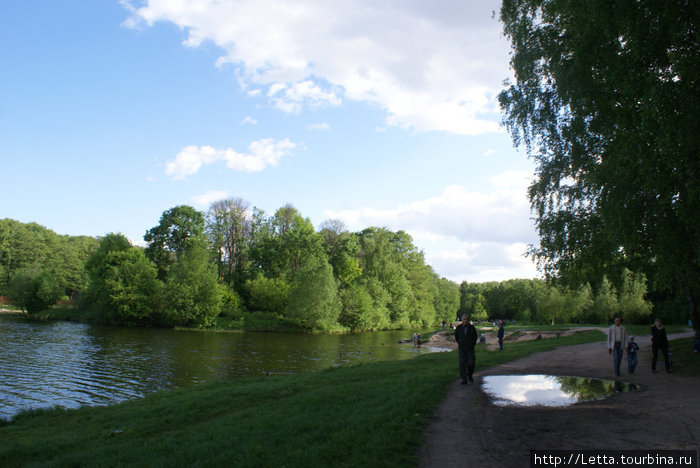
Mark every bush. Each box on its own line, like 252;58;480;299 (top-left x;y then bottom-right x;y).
8;268;62;314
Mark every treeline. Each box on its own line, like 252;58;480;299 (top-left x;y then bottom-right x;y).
0;219;98;313
458;270;677;325
0;201;460;331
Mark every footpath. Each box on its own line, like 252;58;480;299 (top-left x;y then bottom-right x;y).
418;330;698;467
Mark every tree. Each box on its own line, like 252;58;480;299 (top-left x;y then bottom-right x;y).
248;205;322;281
285;254;341;331
83;233;161;326
594;276;618;324
144;205;206;280
206;198;251;287
244;275;290;315
618;269;653;324
499;1;699;332
8;268;62;314
319;220;362;287
163;238;223;327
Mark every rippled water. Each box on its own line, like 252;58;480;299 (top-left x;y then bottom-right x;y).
0;316;438;419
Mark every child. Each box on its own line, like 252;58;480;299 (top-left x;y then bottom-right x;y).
627;335;640;374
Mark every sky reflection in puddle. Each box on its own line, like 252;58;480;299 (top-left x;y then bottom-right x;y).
481;375;640;407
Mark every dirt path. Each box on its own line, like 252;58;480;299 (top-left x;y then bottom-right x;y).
418;330;699;467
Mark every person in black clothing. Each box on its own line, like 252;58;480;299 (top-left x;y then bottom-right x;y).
497;320;505;351
651;318;671;373
455;314;478;384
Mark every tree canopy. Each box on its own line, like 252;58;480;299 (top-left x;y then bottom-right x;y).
498;0;699;330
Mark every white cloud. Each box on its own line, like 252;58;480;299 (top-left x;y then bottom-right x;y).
307;122;330;131
241;116;257;125
325;171;539;282
165;138;297;179
123;0;511;135
268;80;341;113
192;190;230;207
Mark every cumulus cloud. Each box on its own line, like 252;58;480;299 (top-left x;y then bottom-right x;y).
123;0;510;135
241;116;257;125
165;138;297;179
325;171;539;282
192;190;230;207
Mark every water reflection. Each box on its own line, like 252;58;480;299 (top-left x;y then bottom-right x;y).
0;316;439;419
481;375;641;407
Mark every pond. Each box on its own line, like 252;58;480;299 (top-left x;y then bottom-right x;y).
0;316;439;420
481;374;641;407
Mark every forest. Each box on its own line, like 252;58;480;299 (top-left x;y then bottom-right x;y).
0;203;458;331
0;197;685;331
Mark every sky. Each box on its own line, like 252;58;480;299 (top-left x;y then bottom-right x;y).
1;0;540;284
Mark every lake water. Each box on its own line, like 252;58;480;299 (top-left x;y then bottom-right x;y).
0;316;438;419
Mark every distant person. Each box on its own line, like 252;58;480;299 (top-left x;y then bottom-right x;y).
651;318;671;373
455;314;478;384
497;320;505;351
607;316;627;377
441;319;446;330
627;335;639;374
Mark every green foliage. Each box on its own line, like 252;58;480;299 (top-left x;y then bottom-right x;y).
286;255;342;331
0;218;98;298
339;281;389;331
618;269;653;324
499;0;699;330
144;205;206;280
433;276;460;322
245;275;290;314
206;198;251;288
460;271;663;326
82;234;161;326
593;277;618;324
162;239;223;327
7;268;62;314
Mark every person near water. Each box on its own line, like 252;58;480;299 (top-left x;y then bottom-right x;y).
455;314;478;384
607;316;628;377
651;318;671;373
627;335;639;374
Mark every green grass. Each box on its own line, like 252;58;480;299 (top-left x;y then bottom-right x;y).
0;330;609;468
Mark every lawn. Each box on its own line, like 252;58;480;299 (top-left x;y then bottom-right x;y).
2;329;695;467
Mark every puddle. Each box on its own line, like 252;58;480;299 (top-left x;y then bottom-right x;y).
481;375;641;407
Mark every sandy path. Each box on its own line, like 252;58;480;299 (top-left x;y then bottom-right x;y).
418;330;699;467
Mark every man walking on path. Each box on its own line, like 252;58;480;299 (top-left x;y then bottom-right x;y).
455;314;478;384
607;316;627;377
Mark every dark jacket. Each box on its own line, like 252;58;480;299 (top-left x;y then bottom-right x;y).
497;325;505;340
651;326;669;347
455;322;478;349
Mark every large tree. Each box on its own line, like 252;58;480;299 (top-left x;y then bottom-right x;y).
498;0;699;331
144;205;206;280
206;198;252;287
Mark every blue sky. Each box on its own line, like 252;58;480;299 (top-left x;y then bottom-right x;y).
1;0;540;283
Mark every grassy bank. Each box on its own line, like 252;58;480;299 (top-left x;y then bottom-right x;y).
0;331;608;468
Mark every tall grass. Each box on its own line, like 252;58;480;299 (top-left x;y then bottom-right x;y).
5;330;696;467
